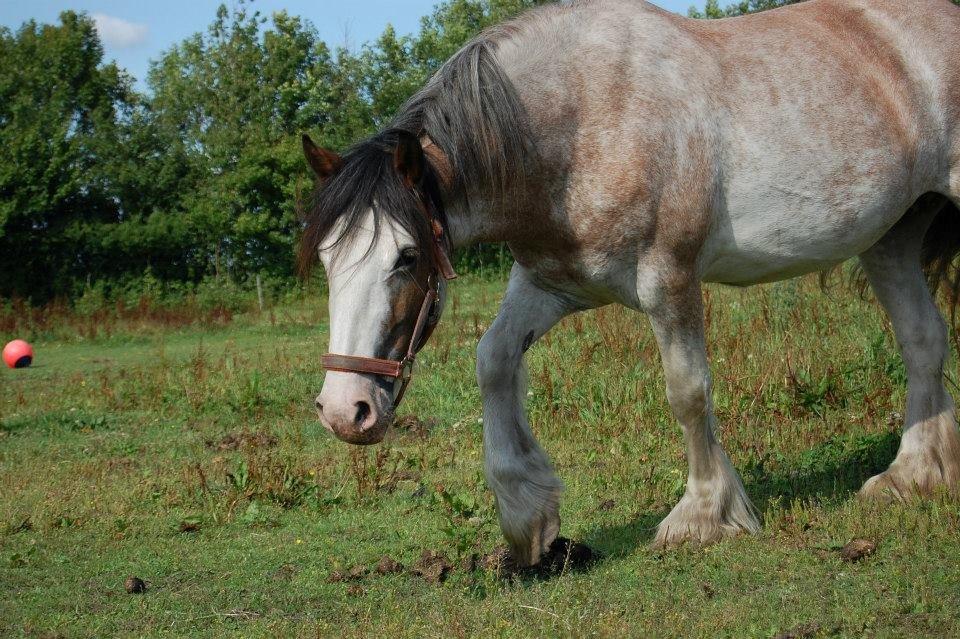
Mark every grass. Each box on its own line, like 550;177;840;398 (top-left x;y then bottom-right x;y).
2;273;959;638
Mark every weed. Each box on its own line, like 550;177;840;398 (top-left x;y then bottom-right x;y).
432;485;491;561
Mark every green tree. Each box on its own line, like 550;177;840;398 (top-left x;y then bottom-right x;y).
0;11;138;299
143;2;338;280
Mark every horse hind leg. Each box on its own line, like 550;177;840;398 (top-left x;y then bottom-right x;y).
859;194;960;499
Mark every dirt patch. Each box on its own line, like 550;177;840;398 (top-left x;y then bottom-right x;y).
480;546;512;572
124;576;146;594
327;539;597;589
326;570;348;584
326;564;368;584
480;538;597;578
774;621;823;639
536;537;597;575
410;550;453;583
840;538;876;562
375;555;404;575
348;564;368;580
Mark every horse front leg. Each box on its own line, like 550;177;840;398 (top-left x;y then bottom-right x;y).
477;265;578;566
648;283;760;548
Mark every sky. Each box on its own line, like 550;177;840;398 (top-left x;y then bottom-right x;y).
0;1;702;88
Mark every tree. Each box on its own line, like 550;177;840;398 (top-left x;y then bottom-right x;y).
0;12;136;299
141;2;339;280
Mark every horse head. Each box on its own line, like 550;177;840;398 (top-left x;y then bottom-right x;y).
299;131;455;445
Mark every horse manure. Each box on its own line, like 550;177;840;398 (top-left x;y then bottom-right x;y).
480;546;513;573
410;550;452;583
124;576;146;594
346;584;364;597
326;564;367;583
375;555;404;575
840;538;876;562
597;499;616;511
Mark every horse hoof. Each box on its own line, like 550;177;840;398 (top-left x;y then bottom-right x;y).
859;458;960;501
506;509;560;567
859;471;906;502
653;486;759;550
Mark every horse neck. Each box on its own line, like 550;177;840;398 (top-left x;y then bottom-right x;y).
424;138;537;249
413;14;566;250
442;190;527;249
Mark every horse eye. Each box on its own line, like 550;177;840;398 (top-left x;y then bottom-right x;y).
393;248;419;272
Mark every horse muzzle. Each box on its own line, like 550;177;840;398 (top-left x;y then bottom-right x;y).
315;381;393;445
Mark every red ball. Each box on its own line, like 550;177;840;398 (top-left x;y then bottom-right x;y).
3;340;33;369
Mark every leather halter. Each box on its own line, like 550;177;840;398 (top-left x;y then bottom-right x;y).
320;191;457;407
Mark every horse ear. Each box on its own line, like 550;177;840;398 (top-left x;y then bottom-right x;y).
302;134;342;181
393;131;425;188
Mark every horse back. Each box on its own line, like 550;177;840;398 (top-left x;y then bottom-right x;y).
689;0;960;283
494;0;960;291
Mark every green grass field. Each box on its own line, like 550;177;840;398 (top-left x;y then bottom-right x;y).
2;274;959;638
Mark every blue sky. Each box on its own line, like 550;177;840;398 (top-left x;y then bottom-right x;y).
0;1;701;87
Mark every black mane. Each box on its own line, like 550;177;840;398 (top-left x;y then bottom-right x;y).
298;129;443;273
298;31;535;273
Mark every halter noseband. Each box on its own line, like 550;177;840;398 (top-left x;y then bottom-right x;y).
320;193;457;408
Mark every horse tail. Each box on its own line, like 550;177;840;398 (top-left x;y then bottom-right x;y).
920;193;960;323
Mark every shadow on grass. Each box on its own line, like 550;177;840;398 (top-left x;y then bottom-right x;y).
743;429;900;512
579;429;900;562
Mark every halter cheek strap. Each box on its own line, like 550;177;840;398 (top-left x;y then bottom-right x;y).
320;192;457;408
321;273;441;406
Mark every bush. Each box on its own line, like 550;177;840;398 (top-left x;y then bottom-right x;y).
195;277;252;314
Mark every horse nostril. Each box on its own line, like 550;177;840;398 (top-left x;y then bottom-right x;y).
354;401;371;426
314;398;323;414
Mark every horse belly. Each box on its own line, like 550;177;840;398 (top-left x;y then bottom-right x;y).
700;186;912;286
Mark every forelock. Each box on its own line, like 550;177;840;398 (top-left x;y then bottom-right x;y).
297;131;436;276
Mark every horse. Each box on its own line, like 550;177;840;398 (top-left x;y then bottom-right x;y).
298;0;960;566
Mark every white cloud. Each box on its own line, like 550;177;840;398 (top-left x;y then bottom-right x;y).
92;13;148;49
